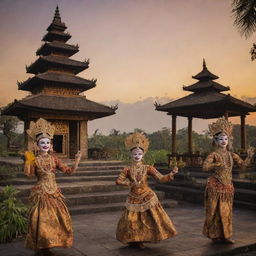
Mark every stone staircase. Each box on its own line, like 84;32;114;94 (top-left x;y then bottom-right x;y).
156;166;256;211
0;159;178;215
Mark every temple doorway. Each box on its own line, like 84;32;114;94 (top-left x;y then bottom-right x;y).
53;135;63;153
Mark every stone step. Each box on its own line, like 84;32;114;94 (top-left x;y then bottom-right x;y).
76;165;125;171
20;190;166;206
15;168;123;178
78;161;125;167
8;170;158;185
2;175;157;187
180;171;210;179
1;175;118;186
156;184;204;204
68;199;178;215
14;169;123;179
233;179;256;190
157;180;256;208
234;200;256;211
2;181;129;197
234;187;256;203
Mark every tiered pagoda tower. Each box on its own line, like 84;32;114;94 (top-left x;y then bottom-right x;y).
3;6;116;158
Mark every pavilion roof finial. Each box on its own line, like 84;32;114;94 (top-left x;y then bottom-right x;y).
203;58;207;70
53;5;61;23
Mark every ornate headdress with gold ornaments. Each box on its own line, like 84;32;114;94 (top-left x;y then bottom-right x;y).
125;132;149;153
208;117;233;137
26;118;55;142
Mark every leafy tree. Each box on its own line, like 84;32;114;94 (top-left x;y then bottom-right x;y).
0;109;20;151
232;124;256;150
232;0;256;60
148;127;172;151
88;125;256;160
109;129;120;136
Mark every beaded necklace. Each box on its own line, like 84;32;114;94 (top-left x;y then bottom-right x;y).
130;163;147;186
37;154;53;173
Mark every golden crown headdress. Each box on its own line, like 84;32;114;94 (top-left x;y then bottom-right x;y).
208;117;232;137
26;118;55;141
125;132;149;153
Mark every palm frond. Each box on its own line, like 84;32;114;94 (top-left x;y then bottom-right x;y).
250;43;256;60
232;0;256;38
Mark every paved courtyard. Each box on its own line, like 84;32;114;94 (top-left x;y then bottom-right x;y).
0;202;256;256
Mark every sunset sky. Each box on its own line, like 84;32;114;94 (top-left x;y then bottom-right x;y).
0;0;255;134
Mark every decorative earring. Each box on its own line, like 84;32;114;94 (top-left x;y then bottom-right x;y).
32;142;40;154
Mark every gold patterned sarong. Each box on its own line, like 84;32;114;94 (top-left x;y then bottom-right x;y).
116;164;177;244
203;177;234;239
24;154;74;250
202;148;248;240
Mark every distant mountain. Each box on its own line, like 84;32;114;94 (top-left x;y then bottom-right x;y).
87;97;213;136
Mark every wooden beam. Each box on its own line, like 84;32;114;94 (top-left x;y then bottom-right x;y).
171;115;177;154
188;117;193;154
240;115;246;150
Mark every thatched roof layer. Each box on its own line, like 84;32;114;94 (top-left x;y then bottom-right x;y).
18;72;96;91
156;91;256;118
36;42;78;56
26;56;89;74
2;94;116;120
42;30;71;42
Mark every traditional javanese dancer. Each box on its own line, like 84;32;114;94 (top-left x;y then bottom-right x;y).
23;118;81;253
116;132;178;248
203;117;254;243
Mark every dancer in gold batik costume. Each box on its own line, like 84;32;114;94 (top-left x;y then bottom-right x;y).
203;117;254;243
24;118;81;253
116;133;178;248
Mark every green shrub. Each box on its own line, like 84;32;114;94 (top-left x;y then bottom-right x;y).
8;152;21;157
112;149;169;165
0;151;8;157
144;151;155;165
0;185;27;243
151;150;169;164
0;165;18;180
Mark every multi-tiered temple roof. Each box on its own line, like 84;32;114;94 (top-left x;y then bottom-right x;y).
3;6;116;120
156;60;256;119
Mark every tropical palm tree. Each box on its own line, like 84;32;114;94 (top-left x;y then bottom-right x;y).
232;0;256;60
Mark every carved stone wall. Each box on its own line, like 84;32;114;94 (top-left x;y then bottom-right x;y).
28;112;89;121
51;120;69;157
52;120;69;134
69;121;78;158
79;120;88;159
24;120;34;152
42;86;82;96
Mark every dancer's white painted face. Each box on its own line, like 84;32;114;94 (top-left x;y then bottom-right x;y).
215;133;228;148
38;138;51;152
131;148;144;162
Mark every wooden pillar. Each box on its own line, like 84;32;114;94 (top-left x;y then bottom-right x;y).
240;115;246;150
25;120;34;151
79;120;88;159
188;117;193;154
171;115;177;154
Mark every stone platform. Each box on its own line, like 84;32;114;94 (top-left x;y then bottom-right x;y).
0;158;177;214
0;203;255;256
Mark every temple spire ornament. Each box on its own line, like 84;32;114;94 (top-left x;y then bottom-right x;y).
53;6;61;23
203;58;207;70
